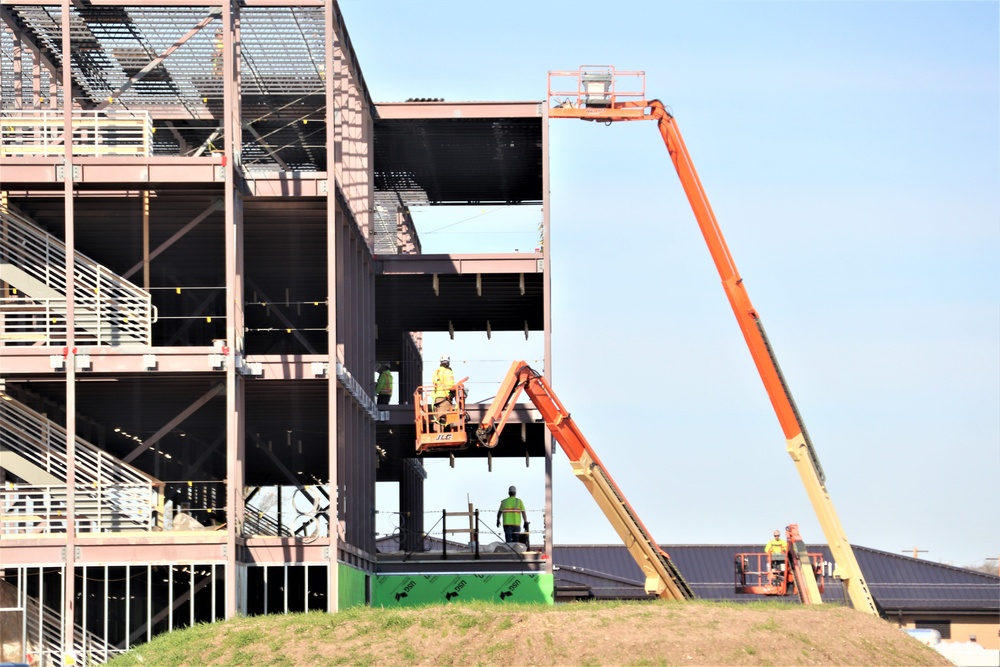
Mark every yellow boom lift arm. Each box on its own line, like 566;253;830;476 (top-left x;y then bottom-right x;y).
475;361;694;600
548;67;879;616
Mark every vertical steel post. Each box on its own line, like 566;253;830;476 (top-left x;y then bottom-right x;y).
541;102;554;573
324;0;340;613
125;564;131;651
60;0;77;658
474;510;480;560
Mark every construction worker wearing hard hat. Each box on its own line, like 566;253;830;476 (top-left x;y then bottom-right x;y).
765;529;788;578
497;485;528;543
431;355;456;418
376;363;393;405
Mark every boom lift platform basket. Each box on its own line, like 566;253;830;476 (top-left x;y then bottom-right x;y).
414;378;469;454
735;524;826;603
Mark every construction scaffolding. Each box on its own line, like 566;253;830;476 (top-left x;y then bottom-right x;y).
1;1;551;663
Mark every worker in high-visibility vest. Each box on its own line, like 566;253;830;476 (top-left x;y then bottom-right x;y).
765;529;787;574
376;363;393;405
431;355;455;416
496;485;528;543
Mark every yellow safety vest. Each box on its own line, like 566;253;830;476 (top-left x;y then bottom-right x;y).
499;496;524;526
765;538;787;555
432;366;454;402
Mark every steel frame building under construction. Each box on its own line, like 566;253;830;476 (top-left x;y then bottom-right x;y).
0;0;552;662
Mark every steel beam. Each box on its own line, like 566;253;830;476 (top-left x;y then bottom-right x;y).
377;253;543;275
376;101;543;120
246;172;327;196
122;199;223;280
0;156;226;186
2;0;323;5
121;382;225;464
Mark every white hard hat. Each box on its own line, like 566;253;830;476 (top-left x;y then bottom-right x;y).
440;355;450;364
509;486;517;495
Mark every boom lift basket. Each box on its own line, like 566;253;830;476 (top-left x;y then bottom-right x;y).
734;524;826;600
414;379;469;454
548;66;648;119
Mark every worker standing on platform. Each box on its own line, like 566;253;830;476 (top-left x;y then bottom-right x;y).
497;486;528;543
432;355;455;417
376;363;393;405
765;529;788;575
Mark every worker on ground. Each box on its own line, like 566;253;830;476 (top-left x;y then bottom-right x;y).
376;363;393;405
431;355;456;422
765;529;787;576
497;486;528;543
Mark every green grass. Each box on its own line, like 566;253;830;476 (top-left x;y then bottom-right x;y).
751;616;781;632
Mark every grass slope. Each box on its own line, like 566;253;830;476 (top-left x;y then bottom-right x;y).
106;600;950;666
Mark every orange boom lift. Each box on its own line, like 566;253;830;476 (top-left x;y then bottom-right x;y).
414;360;693;600
546;66;879;616
475;361;694;601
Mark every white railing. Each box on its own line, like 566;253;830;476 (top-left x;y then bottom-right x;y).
4;576;116;667
0;295;152;346
242;499;287;537
1;206;154;345
0;397;165;531
1;109;153;158
0;483;159;534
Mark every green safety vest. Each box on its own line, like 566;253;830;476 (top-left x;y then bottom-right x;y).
376;370;393;395
499;496;524;526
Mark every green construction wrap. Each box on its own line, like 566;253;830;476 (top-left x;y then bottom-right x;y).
338;563;367;609
372;573;554;607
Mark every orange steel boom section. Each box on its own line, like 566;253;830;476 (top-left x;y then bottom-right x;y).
476;361;694;601
547;68;879;616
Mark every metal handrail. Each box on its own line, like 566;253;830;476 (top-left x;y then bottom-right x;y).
0;109;153;157
1;205;154;345
0;484;159;534
1;397;166;531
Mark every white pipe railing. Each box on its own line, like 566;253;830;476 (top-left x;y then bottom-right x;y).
0;484;159;534
1;206;154;345
1;397;165;531
0;109;153;158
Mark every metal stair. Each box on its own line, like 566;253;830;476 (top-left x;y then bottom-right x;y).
0;205;154;346
0;396;164;533
1;577;117;667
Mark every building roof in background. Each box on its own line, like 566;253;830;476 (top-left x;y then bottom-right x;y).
553;544;1000;613
374;535;999;613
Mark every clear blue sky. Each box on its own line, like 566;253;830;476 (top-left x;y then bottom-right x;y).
342;1;1000;569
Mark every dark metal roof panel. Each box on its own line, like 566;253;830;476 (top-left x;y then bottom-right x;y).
552;544;1000;611
854;546;1000;612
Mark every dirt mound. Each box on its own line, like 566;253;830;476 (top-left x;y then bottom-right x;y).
108;600;951;666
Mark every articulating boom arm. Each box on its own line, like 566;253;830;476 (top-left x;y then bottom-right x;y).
548;68;878;615
476;361;694;601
